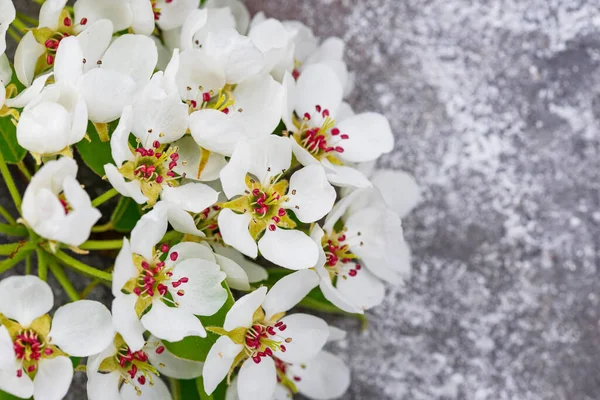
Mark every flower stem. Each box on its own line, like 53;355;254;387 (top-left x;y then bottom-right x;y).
169;378;181;400
0;151;22;210
91;221;113;233
15;12;39;26
91;188;118;208
48;261;80;301
0;223;28;236
0;205;16;225
16;161;32;181
80;279;100;299
7;26;22;43
79;239;123;250
36;248;48;280
0;247;34;274
25;253;32;274
0;241;36;256
10;16;30;34
53;250;112;281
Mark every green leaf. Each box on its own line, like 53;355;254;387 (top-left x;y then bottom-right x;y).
75;121;114;176
0;390;28;400
196;376;228;400
71;356;81;369
111;197;143;233
0;116;26;164
179;379;201;400
164;283;235;362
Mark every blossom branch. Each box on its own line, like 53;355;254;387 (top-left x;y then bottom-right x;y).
48;260;80;301
0;204;17;225
0;223;28;236
0;151;22;210
52;250;112;282
79;239;123;251
90;188;119;208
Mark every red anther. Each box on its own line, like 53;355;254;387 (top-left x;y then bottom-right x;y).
267;327;276;335
268;224;276;231
134;351;148;362
166;171;176;177
133;287;142;296
138;375;146;385
161;244;169;253
294;376;301;382
303;112;311;120
170;153;179;161
252;356;261;364
222;108;230;114
342;258;352;263
16;370;22;378
135;148;146;155
355;264;361;270
27;365;35;373
63;17;72;26
275;321;283;327
44;39;56;49
169;161;177;170
278;208;286;217
155;152;162;159
142;261;150;269
143;276;155;285
46;54;55;65
335;146;344;153
155;175;164;184
292;69;300;80
341;134;349;139
271;216;280;223
153;140;160;149
80;17;88;25
170;252;178;261
315;105;322;112
349;269;357;277
156;261;165;268
146;288;155;297
177;290;184;296
338;234;346;241
146;149;155;157
331;128;340;135
279;324;287;331
212;205;220;211
157;284;168;296
179;277;189;283
264;348;273;356
190;100;197;108
128;364;138;379
166;0;173;3
202;92;211;102
252;188;261;196
322;109;330;117
280;345;286;352
44;348;53;355
156;346;165;354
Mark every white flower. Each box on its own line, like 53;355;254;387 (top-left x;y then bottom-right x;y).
203;274;329;400
282;63;394;188
204;0;250;34
0;0;15;57
86;334;204;400
0;54;12;109
179;8;236;51
247;16;296;82
217;135;336;270
0;275;115;400
21;157;101;247
111;207;228;351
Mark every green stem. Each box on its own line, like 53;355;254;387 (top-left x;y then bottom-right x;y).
16;161;32;180
169;378;181;400
53;250;112;281
36;248;47;280
0;223;28;236
91;221;113;233
0;248;33;274
0;151;22;210
79;239;123;250
25;253;32;274
48;261;80;301
7;26;21;43
11;17;30;34
0;205;16;225
80;279;100;299
15;12;39;26
0;241;36;256
91;188;118;208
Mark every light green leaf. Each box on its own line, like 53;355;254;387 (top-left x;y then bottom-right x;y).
0;116;26;164
0;390;28;400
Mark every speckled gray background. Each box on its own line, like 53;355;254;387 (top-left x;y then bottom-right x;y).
3;0;600;399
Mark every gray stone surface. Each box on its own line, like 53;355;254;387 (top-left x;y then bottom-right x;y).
3;0;600;399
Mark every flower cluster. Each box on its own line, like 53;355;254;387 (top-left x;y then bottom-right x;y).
0;0;420;399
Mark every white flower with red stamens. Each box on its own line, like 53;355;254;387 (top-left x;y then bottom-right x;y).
217;135;336;270
282;63;394;188
0;275;115;400
86;334;204;400
202;274;329;400
0;0;15;57
111;207;228;351
21;157;101;248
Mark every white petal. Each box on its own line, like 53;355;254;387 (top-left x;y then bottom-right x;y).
170;258;227;316
189;109;244;156
214;254;250;291
237;357;276;400
130;0;155;35
131;90;188;145
130;206;168;259
327;326;347;342
258;228;318;270
218;209;257;259
214;246;268;283
274;314;328;364
156;202;206;237
204;29;264;83
39;0;68;30
288;351;350;400
53;36;84;85
112;238;137;296
141;300;206;342
160;182;218;213
0;326;14;370
104;163;148;204
14;31;45;87
294;64;343;121
87;370;121;400
336;112;394;163
223;286;267;331
102;34;158;89
284;165;336;223
0;369;34;399
262;270;318;320
273;385;292;400
0;275;53;327
205;0;250;33
203;337;243;395
371;169;421;218
82;68;136;123
49;300;115;357
120;373;172;400
156;0;198;31
17;102;72;154
335;267;385;310
180;9;208;51
166;241;215;266
77;19;115;71
322;160;372;189
146;336;204;379
176;49;226;100
110;105;134;166
5;72;52;109
112;294;146;352
317;265;362;314
33;356;73;400
74;0;132;32
283;21;318;62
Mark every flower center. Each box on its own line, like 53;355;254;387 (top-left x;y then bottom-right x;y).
193;205;223;242
131;140;180;184
185;85;237;115
244;321;291;364
114;345;159;392
291;105;349;163
13;329;53;376
58;196;71;215
274;357;301;394
131;244;187;300
322;229;361;278
34;9;88;67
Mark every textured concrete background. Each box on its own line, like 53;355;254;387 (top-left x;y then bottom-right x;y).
3;0;600;399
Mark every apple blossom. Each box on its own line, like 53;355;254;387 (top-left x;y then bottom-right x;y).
0;0;15;57
218;135;336;270
247;15;296;82
21;157;101;248
111;206;228;351
203;274;330;400
0;275;114;400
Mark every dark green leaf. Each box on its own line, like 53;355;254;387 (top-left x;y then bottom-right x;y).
0;116;26;164
111;197;143;233
0;390;28;399
75;121;114;177
164;283;235;362
196;376;228;400
71;356;81;368
179;379;201;400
